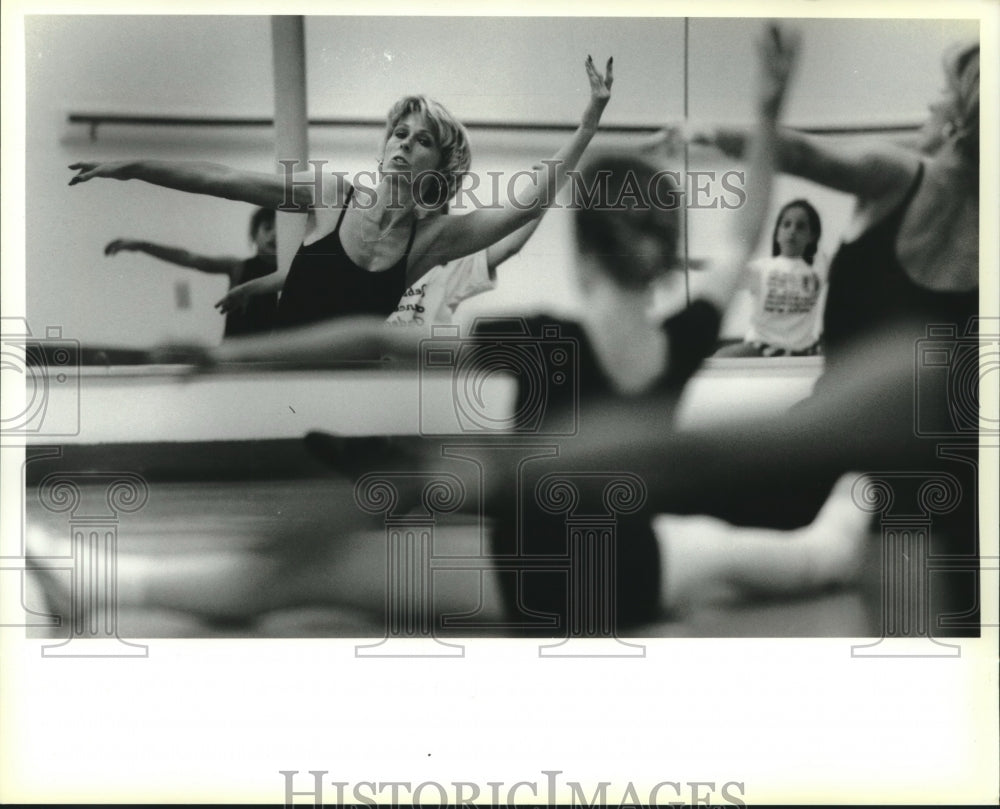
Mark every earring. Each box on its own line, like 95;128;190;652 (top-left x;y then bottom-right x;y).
942;120;958;140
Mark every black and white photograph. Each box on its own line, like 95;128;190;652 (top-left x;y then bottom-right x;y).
2;0;997;805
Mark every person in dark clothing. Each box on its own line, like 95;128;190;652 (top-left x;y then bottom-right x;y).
72;57;614;329
104;207;279;338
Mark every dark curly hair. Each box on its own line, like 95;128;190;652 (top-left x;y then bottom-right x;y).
248;207;275;240
771;199;821;265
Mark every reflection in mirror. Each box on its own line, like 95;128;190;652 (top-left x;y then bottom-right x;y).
684;17;978;361
29;15;684;354
26;16;976;367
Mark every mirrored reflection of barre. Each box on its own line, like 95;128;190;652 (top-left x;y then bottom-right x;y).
65;111;922;142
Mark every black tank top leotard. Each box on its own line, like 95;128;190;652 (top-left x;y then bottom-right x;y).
223;255;279;338
817;162;980;637
276;186;417;329
822;162;978;362
477;302;722;632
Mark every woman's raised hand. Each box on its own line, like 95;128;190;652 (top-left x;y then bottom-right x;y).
582;55;614;129
68;161;130;186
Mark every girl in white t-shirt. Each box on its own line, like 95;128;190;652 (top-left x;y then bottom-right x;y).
385;216;543;327
716;198;826;357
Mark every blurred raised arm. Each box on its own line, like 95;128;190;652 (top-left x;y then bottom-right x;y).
696;23;801;311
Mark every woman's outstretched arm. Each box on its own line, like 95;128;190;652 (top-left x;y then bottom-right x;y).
69;160;330;210
407;56;613;277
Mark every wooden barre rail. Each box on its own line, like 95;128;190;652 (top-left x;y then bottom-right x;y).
67;112;920;141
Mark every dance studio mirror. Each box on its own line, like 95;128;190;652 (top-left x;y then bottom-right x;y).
27;13;977;372
25;16;976;387
26;17;972;363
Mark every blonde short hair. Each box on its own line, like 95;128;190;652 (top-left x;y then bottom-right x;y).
383;95;471;204
942;42;979;165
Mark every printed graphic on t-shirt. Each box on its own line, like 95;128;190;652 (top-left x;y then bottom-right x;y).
386;252;494;327
390;281;430;325
746;255;828;349
762;268;822;315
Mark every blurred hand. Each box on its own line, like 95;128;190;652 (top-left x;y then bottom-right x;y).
68;161;131;185
757;22;801;114
215;284;252;315
104;239;139;256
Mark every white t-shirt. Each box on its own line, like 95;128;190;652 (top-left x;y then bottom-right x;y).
386;250;496;327
745;254;828;350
